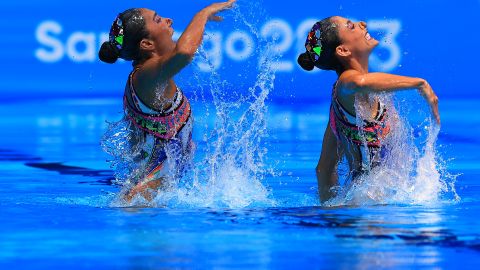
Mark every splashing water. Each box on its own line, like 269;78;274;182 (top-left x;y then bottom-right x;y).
326;94;459;206
102;3;278;208
101;118;143;187
100;3;458;209
152;4;279;209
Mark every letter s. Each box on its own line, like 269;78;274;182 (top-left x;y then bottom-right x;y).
35;21;64;63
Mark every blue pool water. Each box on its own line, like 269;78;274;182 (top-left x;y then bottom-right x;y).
1;97;479;268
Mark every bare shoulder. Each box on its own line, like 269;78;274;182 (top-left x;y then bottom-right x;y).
336;70;362;96
337;70;362;87
134;58;168;93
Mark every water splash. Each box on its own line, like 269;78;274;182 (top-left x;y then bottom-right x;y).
326;95;459;206
99;3;458;209
101;118;143;187
148;3;278;209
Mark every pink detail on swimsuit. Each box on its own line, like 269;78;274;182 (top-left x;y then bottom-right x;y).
329;105;339;137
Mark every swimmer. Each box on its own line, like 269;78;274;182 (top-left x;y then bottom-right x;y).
297;17;440;202
99;0;237;201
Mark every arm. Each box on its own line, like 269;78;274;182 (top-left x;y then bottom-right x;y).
143;0;236;81
339;70;440;124
316;123;342;203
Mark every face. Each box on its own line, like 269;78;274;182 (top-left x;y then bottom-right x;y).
331;16;379;56
140;9;175;53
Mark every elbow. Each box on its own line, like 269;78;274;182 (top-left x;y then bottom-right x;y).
417;78;428;89
175;45;196;61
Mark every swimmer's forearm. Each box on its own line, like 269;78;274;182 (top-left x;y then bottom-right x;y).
345;72;441;124
175;10;211;57
175;1;236;57
316;125;340;203
317;170;338;202
345;72;426;94
150;2;235;81
150;9;212;80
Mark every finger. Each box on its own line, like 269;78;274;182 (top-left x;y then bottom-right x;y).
224;0;236;8
434;112;440;125
434;99;440;124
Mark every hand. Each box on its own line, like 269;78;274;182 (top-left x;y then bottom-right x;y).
419;80;441;125
205;0;237;21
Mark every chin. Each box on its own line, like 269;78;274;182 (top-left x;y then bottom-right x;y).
368;41;379;52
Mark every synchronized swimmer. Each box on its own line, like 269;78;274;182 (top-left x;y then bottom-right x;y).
99;1;236;201
298;17;440;202
99;3;440;203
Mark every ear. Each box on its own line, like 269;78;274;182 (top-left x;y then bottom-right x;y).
139;38;155;51
336;45;351;58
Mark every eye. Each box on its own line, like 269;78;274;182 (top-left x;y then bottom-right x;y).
347;21;354;30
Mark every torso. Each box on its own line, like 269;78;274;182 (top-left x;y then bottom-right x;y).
335;82;382;122
121;68;194;182
329;81;391;174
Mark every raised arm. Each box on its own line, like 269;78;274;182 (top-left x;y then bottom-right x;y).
316;123;342;203
339;70;440;124
143;0;236;81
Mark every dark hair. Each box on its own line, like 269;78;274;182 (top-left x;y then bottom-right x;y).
99;8;149;64
297;17;343;72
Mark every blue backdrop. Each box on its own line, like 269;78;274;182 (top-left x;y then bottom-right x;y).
1;0;478;102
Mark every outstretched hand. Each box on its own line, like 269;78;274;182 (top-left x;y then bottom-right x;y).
206;0;237;21
420;81;441;125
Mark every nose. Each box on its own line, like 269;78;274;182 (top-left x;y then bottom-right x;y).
165;18;173;26
359;21;367;30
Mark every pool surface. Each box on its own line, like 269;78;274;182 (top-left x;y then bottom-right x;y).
1;98;479;269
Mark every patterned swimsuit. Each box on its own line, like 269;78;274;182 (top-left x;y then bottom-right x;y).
123;69;194;184
329;82;390;173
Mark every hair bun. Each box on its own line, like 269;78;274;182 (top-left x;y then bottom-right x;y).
297;52;315;71
98;41;120;64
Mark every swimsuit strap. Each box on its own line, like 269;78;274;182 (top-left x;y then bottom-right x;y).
127;68;179;115
127;68;145;113
331;81;356;125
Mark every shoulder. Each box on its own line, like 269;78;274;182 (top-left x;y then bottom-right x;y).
336;69;362;96
338;69;362;86
134;58;167;91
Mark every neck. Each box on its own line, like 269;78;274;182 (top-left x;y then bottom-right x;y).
156;41;176;56
346;54;369;74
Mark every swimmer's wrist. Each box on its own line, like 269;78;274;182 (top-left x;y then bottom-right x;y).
417;79;428;90
417;79;430;96
203;1;235;16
